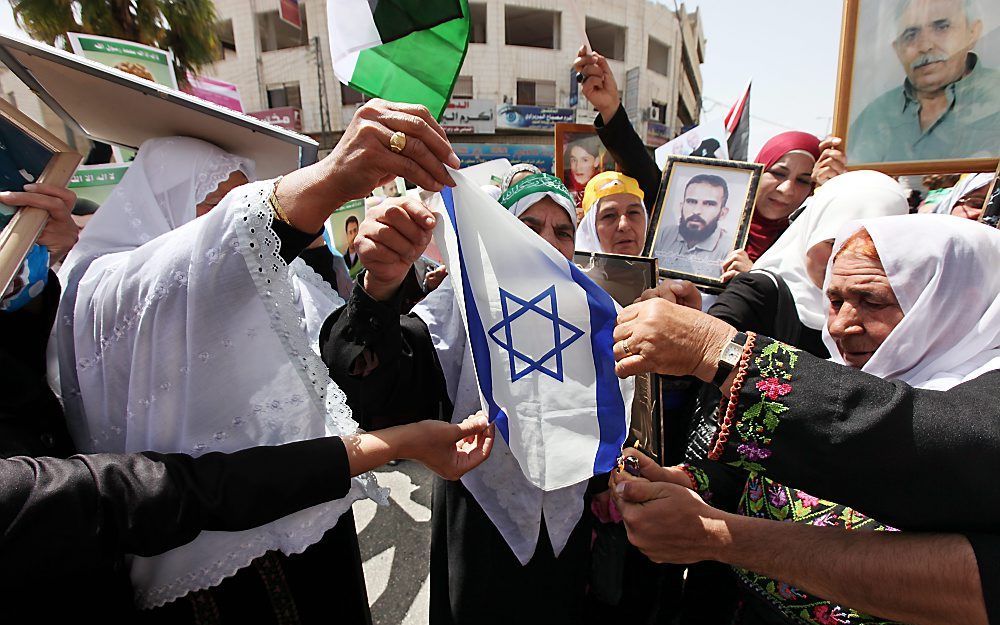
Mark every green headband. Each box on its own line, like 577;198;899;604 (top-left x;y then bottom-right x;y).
499;173;573;210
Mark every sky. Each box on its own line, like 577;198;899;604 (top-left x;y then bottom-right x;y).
664;0;844;156
0;1;843;157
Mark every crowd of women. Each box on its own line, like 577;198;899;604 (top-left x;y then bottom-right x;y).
0;43;997;625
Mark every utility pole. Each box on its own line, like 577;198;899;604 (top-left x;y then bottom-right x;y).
312;36;332;147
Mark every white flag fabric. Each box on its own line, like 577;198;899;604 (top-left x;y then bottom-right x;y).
435;170;633;491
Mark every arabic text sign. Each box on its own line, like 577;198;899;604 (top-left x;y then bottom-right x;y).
496;104;575;132
183;74;243;112
441;99;496;134
248;107;303;132
452;143;555;174
68;33;178;89
69;163;131;206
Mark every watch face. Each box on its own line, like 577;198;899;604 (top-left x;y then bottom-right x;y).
721;342;743;366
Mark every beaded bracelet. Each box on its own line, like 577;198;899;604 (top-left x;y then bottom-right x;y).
708;331;757;461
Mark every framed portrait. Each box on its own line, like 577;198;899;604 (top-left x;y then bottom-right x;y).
0;96;81;297
325;199;366;278
643;155;762;292
980;160;1000;228
554;123;617;211
833;0;1000;175
573;251;663;463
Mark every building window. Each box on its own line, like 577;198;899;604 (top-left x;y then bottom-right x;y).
647;37;671;76
340;83;366;106
267;82;302;108
505;6;559;49
453;76;473;99
586;17;625;61
257;10;309;52
516;79;556;107
213;19;237;61
470;3;487;44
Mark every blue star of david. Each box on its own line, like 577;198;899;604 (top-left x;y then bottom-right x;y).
487;285;585;383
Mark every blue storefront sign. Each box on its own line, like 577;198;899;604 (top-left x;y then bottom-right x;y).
496;104;575;132
452;143;556;174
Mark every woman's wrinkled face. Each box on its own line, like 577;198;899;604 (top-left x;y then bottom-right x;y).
196;171;249;217
826;250;905;369
594;193;646;256
569;145;598;186
755;152;815;220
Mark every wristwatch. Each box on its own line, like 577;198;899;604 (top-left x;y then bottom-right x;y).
712;332;748;387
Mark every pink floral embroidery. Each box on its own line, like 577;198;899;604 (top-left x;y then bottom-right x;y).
813;605;851;624
738;442;772;461
756;377;792;400
797;492;820;508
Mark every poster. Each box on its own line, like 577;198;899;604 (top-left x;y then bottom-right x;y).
68;163;130;206
441;99;496;134
183;73;243;112
68;33;178;89
326;199;366;278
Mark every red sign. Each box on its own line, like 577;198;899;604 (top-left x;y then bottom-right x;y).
248;107;303;132
279;0;302;29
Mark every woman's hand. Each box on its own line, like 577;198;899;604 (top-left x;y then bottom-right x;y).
720;249;752;283
573;46;621;123
0;183;79;263
399;413;495;481
813;136;847;187
357;196;437;301
636;279;702;310
423;265;448;293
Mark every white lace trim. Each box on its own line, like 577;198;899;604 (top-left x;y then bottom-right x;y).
133;181;387;609
233;181;387;500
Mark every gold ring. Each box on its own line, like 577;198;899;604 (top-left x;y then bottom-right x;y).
622;340;632;356
389;131;406;154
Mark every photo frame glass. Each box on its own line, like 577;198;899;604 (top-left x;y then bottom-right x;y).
573;251;662;462
643;155;761;290
555;123;617;210
837;0;1000;174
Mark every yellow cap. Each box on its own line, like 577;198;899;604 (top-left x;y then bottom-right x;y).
582;171;644;216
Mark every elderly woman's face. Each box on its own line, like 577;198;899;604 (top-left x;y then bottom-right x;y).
755;152;815;221
196;171;249;217
595;193;646;256
518;197;576;260
825;250;905;368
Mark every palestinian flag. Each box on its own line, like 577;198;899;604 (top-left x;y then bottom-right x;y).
328;0;470;120
725;81;751;161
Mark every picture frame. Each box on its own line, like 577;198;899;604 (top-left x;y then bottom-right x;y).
832;0;1000;176
573;251;663;463
325;199;366;278
643;155;762;292
980;160;1000;229
554;122;617;210
0;97;82;297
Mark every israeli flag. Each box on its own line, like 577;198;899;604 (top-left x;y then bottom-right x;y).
436;170;633;491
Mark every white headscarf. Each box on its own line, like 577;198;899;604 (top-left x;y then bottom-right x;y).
752;171;909;330
52;137;383;607
936;172;994;215
575;194;648;254
823;214;1000;390
411;190;588;565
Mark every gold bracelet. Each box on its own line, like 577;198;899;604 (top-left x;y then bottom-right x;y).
269;176;292;225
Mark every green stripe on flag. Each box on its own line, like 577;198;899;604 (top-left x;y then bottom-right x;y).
349;0;470;120
372;0;464;44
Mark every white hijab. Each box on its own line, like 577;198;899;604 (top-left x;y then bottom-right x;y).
752;171;909;330
411;192;587;565
575;194;648;254
823;214;1000;390
53;137;383;607
936;172;994;215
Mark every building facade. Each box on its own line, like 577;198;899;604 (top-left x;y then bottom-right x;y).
208;0;705;166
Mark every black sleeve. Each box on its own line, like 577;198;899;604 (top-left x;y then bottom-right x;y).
320;278;449;430
595;104;662;210
967;533;1000;625
707;272;777;334
709;335;1000;533
0;437;351;577
270;218;324;264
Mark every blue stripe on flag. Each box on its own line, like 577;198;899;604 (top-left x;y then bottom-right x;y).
567;262;628;474
440;187;510;442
